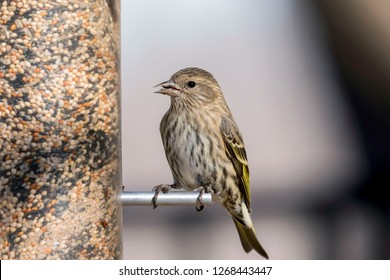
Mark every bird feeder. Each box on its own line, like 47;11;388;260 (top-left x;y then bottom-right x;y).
0;0;122;259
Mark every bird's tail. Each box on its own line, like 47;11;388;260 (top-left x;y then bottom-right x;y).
231;203;269;259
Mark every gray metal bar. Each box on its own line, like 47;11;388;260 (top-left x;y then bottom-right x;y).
120;191;213;206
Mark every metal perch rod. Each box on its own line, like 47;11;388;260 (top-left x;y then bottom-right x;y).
120;191;213;206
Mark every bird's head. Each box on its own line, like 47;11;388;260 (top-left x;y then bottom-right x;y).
155;67;225;107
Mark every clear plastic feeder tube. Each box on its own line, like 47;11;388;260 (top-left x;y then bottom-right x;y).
0;0;122;259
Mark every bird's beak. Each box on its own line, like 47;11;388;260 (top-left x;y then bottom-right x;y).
154;79;181;97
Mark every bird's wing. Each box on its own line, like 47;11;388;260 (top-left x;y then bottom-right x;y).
220;116;251;211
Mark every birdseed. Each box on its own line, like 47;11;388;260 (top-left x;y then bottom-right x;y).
0;0;122;259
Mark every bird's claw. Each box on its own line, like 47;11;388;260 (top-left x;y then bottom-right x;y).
152;184;175;209
195;185;212;212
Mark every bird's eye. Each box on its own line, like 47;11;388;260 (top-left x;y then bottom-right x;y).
187;81;196;88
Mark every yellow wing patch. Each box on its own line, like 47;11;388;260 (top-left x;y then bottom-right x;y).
220;116;251;211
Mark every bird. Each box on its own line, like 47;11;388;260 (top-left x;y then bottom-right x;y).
153;67;268;259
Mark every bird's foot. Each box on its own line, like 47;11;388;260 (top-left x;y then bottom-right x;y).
152;183;176;209
194;185;213;212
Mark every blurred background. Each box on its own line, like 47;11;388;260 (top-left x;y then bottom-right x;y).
121;0;390;259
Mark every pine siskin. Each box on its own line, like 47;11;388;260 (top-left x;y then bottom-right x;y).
153;67;268;259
